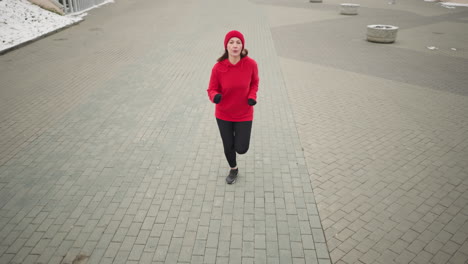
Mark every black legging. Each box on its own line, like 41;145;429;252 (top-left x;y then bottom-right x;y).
216;118;253;168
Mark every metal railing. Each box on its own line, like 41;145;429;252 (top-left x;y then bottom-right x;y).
60;0;108;14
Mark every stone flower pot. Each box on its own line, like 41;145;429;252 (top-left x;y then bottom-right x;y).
340;3;360;15
366;25;398;43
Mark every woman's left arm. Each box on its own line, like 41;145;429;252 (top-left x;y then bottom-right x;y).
248;62;259;100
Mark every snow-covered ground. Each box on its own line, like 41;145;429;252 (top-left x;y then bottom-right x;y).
0;0;466;54
0;0;112;53
440;1;468;7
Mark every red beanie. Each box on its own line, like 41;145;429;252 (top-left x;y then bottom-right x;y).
224;30;245;50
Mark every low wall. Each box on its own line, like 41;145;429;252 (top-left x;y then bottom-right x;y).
28;0;64;15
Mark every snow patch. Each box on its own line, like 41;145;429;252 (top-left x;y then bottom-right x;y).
441;2;468;6
0;0;113;53
0;0;82;52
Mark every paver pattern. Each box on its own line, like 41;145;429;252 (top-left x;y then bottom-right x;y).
0;0;331;263
1;0;467;264
260;0;468;263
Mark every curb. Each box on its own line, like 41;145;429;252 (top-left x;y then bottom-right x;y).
0;19;84;56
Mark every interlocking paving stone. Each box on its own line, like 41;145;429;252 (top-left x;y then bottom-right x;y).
266;0;468;263
2;0;467;264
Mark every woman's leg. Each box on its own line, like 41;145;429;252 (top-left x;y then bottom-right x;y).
216;118;237;168
233;121;253;155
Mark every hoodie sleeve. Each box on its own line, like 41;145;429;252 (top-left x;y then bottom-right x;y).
207;66;221;102
248;61;259;100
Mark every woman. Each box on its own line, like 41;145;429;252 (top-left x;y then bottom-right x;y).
207;30;259;184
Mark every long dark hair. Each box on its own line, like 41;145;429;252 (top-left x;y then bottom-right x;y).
217;49;249;62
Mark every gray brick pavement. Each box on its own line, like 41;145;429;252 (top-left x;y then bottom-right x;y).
0;0;330;263
2;0;467;263
266;0;468;263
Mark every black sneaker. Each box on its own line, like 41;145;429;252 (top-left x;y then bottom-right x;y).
226;168;238;184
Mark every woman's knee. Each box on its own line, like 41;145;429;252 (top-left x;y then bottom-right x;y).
236;146;249;155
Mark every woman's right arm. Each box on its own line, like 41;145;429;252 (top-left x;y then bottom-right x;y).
207;67;221;103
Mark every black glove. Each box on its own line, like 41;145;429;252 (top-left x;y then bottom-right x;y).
213;94;222;104
248;98;257;106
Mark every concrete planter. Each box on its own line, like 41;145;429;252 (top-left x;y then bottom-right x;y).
340;3;360;15
310;0;323;3
366;24;398;43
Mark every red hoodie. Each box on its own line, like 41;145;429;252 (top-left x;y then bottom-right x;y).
207;56;259;122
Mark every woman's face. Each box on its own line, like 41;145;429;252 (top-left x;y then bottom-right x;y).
227;37;243;57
